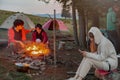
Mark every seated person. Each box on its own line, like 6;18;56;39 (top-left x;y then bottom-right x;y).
8;19;33;54
67;27;118;80
32;23;48;44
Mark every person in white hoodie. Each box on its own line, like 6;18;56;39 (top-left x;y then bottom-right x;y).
67;27;118;80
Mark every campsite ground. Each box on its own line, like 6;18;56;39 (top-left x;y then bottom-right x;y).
0;11;81;80
0;29;99;80
1;10;120;80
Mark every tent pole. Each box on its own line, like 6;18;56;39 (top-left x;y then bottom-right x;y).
53;9;57;67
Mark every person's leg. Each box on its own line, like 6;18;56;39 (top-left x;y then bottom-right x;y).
7;42;15;55
67;58;92;80
9;42;24;54
75;57;109;79
74;58;87;79
8;42;21;54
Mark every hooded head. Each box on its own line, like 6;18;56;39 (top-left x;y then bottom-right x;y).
88;27;104;45
108;7;113;12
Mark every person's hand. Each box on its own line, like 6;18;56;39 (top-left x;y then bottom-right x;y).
16;41;25;48
78;49;86;57
20;42;24;47
30;28;35;32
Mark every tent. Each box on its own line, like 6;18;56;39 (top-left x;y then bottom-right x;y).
43;19;68;31
0;13;35;29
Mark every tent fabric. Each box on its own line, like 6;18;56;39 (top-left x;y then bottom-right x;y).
0;13;35;30
43;19;68;31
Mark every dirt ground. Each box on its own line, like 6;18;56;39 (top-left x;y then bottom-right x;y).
0;29;86;80
0;35;86;80
1;32;117;80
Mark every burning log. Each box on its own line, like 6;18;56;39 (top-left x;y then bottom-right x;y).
14;42;51;72
25;42;50;57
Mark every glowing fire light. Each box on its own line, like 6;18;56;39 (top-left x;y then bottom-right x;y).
31;51;39;55
25;42;50;56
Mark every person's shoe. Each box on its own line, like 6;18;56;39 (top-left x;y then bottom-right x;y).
66;77;76;80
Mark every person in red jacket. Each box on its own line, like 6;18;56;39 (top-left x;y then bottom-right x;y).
8;19;33;54
32;23;48;44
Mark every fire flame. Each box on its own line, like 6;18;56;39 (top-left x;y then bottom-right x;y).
25;42;50;56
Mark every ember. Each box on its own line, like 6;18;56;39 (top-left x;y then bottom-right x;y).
25;42;50;57
14;42;51;73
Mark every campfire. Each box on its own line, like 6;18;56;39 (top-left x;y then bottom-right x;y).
15;42;51;73
25;42;50;57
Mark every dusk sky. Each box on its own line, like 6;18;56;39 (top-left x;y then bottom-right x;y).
0;0;62;14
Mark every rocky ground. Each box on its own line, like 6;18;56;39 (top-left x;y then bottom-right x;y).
0;31;120;80
0;38;100;80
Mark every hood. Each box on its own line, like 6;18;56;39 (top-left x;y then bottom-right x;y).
108;7;113;12
88;27;104;44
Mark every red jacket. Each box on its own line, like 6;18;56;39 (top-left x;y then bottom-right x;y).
32;30;48;44
8;27;30;43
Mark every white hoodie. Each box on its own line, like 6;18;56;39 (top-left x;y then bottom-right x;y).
86;27;118;69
